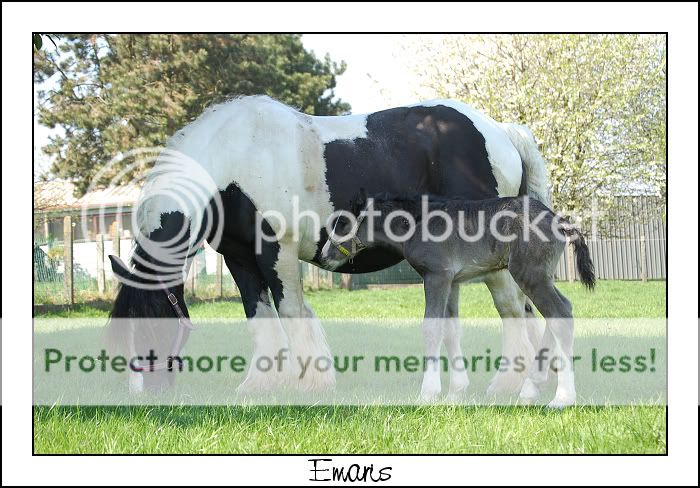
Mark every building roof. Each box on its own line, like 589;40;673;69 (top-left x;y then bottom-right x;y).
34;180;142;212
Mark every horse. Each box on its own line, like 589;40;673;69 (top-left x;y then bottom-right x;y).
321;191;595;407
108;95;551;394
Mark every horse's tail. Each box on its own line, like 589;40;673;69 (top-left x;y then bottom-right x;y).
560;223;596;291
501;123;550;206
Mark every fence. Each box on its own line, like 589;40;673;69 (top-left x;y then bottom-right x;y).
33;216;335;305
33;197;666;306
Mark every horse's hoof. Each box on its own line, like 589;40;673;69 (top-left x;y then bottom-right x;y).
546;396;576;409
419;393;440;403
518;378;540;404
128;372;144;394
419;385;442;402
296;375;336;393
294;364;336;392
487;371;525;395
236;380;270;395
445;390;468;403
236;371;284;394
447;377;470;400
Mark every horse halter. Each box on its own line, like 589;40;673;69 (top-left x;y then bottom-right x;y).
328;212;368;263
111;254;195;373
146;280;196;372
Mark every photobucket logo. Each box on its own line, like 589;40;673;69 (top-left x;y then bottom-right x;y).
257;194;583;259
80;147;223;290
235;195;580;257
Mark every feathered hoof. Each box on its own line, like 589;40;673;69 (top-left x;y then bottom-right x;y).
487;370;526;396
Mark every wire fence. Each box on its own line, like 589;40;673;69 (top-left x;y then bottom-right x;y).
33;196;666;306
33;231;335;305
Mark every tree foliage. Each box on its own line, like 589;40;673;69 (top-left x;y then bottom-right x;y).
404;34;666;218
33;34;58;52
35;34;350;194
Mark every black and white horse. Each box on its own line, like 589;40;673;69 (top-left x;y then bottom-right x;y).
108;95;550;393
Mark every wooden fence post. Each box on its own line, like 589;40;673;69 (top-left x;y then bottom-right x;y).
96;233;105;294
566;237;576;283
111;222;121;288
216;253;223;298
311;264;320;290
341;273;353;290
232;281;239;296
188;258;196;297
231;269;239;296
640;234;647;282
63;216;74;306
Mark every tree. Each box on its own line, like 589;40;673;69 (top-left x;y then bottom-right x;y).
34;34;350;194
33;34;58;52
403;34;666;222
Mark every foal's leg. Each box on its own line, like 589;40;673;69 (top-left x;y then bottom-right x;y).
545;287;575;408
259;240;335;391
225;257;292;393
420;273;452;400
484;270;540;395
443;283;470;396
515;276;576;408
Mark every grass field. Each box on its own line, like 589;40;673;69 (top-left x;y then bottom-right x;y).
34;280;666;454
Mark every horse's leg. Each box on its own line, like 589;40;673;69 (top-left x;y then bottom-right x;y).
542;286;575;408
517;325;556;404
224;256;293;392
258;240;335;391
512;272;576;408
127;322;144;394
524;300;545;351
420;273;452;400
484;270;541;395
443;283;470;396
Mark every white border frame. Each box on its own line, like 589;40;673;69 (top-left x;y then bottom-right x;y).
4;2;698;486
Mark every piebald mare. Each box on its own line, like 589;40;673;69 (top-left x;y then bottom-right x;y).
109;96;550;393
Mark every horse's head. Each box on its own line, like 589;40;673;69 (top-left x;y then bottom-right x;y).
321;189;372;269
108;254;191;392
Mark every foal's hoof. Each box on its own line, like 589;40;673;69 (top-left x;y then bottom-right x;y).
546;396;576;409
445;390;468;403
446;377;470;401
419;387;442;402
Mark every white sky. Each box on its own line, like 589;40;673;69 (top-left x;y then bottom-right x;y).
34;34;429;177
302;34;422;114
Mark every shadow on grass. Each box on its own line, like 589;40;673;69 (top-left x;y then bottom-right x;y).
34;404;634;429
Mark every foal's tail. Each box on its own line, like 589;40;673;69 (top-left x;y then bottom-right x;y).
560;222;596;290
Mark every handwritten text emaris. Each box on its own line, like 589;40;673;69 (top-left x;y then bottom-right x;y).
309;458;392;482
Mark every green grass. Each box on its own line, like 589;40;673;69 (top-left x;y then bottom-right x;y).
34;280;666;320
33;280;666;454
34;404;665;454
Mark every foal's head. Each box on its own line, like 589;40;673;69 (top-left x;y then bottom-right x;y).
321;189;373;269
321;190;418;269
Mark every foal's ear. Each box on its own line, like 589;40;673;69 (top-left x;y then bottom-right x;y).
108;255;132;284
351;187;368;215
359;187;367;205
